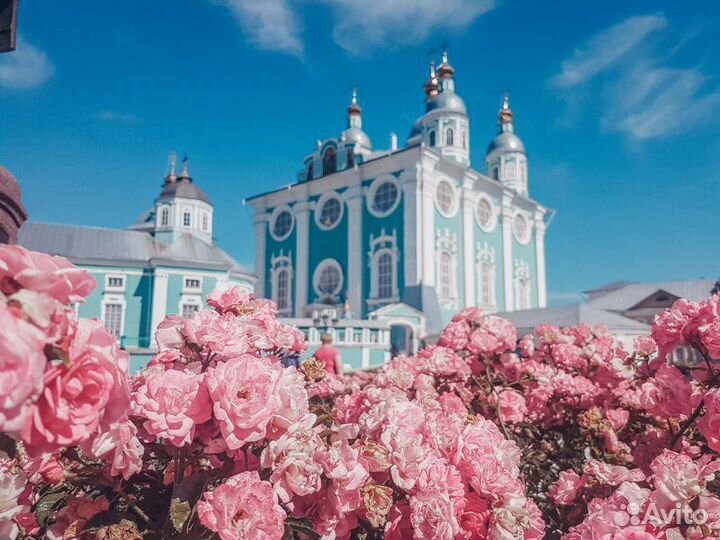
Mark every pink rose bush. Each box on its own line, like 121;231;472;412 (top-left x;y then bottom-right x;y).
4;244;720;540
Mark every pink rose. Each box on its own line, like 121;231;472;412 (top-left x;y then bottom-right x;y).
0;306;46;433
0;244;95;304
260;417;324;502
702;319;720;360
155;315;185;350
648;450;704;512
20;319;130;455
197;471;286;540
0;454;27;540
456;493;491;538
652;303;689;357
89;420;144;480
633;335;658;357
385;502;413;540
700;388;720;452
410;491;460;540
182;310;253;358
207;287;258;314
640;363;700;419
267;367;311;439
206;355;282;449
495;388;527;424
466;316;517;356
133;367;211;447
548;469;585;505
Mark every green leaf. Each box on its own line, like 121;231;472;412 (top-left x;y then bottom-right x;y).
284;517;321;539
169;498;193;532
34;490;67;528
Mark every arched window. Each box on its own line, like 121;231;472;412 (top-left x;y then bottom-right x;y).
307;161;314;181
439;251;453;299
377;252;393;299
276;268;290;311
160;207;169;227
323;147;337;176
429;130;436;147
446;128;454;146
516;278;531;310
346;149;354;168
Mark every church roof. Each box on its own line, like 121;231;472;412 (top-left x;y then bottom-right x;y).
18;222;253;277
586;280;716;313
158;178;210;204
498;303;650;333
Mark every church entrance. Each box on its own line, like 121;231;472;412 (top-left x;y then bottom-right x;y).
390;324;414;357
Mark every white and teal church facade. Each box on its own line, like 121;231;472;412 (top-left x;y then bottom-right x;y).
19;158;256;372
248;53;552;369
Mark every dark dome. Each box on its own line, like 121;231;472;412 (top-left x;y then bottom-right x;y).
158;178;211;204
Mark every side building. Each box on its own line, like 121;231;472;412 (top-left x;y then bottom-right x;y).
248;53;552;368
19;158;255;371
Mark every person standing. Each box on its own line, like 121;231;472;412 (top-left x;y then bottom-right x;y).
313;333;343;376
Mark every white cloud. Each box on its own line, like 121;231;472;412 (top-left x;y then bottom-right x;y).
323;0;494;55
552;14;720;140
216;0;493;57
0;36;54;89
551;14;666;88
95;110;140;124
217;0;304;57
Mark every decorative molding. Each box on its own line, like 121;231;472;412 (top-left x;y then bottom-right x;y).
368;228;400;305
366;174;402;218
269;204;295;242
476;242;497;309
314;191;345;231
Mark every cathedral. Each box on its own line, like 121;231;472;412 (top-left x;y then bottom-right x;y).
248;52;552;365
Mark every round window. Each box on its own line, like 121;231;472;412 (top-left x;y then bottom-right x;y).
513;213;530;244
435;181;456;216
315;260;343;296
271;209;294;240
317;196;342;229
372;181;399;215
476;197;495;231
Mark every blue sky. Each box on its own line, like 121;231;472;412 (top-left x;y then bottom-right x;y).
1;0;719;304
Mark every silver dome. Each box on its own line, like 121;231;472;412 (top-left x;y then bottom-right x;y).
342;127;372;150
486;131;525;158
426;91;467;115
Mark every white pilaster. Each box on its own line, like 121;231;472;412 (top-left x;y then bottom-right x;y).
253;213;269;297
420;175;437;286
462;183;475;308
150;270;169;347
401;167;420;286
294;201;312;317
534;209;547;308
501;194;514;312
345;182;364;317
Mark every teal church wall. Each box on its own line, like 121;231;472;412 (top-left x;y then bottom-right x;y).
307;193;348;302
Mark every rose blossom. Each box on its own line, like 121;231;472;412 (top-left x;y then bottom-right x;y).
0;244;95;304
640;363;700;419
385;502;413;540
456;493;491;538
155;315;185;350
0;306;46;434
20;319;130;455
633;335;657;357
360;484;394;528
548;469;585;505
410;491;461;540
700;388;720;452
89;420;144;480
133;367;211;447
702;319;720;360
0;454;27;540
197;471;285;540
205;355;283;449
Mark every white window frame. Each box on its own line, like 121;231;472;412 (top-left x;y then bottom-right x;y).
475;194;497;233
101;295;126;341
183;276;203;292
367;228;400;305
512;211;532;245
313;258;344;299
476;242;497;308
434;179;459;218
270;252;293;315
159;206;170;227
105;274;126;292
435;229;459;306
513;260;532;310
178;295;202;318
269;204;295;242
182;208;192;228
366;174;401;218
314;191;345;231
